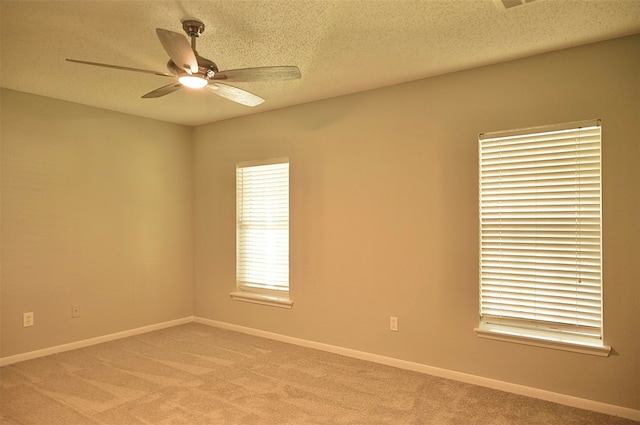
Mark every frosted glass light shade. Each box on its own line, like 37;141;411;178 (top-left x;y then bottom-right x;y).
179;75;208;89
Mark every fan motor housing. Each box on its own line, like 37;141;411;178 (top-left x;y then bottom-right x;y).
167;56;218;78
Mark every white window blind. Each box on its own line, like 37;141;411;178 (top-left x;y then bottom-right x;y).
236;160;289;292
479;120;602;342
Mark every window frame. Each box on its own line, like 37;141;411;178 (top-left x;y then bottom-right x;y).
475;120;610;356
231;158;292;309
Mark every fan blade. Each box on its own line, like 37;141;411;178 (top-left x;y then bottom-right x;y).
141;83;182;98
66;59;174;77
213;66;301;82
207;83;264;107
156;29;198;74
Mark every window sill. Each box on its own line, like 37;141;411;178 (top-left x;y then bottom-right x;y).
230;291;293;309
474;324;611;357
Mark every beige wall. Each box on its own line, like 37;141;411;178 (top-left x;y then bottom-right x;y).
1;89;194;357
193;35;640;409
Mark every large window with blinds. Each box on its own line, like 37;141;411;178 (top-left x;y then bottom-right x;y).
477;120;609;355
232;158;291;309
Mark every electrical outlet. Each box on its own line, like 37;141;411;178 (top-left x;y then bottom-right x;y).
72;305;80;318
389;316;398;332
23;312;34;327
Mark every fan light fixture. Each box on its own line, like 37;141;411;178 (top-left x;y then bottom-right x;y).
179;75;207;89
65;19;301;105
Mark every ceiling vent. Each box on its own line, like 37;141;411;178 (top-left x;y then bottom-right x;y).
493;0;537;10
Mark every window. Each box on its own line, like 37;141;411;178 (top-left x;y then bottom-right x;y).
476;120;610;356
231;158;292;308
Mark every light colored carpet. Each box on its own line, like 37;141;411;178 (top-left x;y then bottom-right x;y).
0;323;636;424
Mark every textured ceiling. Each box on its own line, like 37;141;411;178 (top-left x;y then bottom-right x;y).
1;1;639;126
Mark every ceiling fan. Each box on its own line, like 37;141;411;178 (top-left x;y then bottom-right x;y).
66;19;301;107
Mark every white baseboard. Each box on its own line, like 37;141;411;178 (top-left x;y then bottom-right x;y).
194;317;640;422
0;316;193;367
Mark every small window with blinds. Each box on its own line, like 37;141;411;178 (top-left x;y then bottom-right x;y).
476;120;610;356
231;158;292;309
